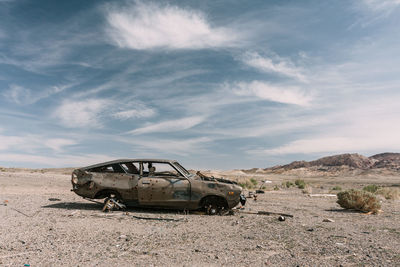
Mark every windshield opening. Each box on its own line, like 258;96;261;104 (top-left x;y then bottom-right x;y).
173;162;190;176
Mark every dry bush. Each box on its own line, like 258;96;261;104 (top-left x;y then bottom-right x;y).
376;187;400;200
250;178;258;187
337;189;381;213
295;179;306;189
238;178;257;189
283;181;294;188
363;184;379;193
302;185;312;194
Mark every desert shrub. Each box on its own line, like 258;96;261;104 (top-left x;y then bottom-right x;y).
295;179;306;189
274;185;280;191
239;179;256;189
337;189;381;213
332;186;342;191
376;187;400;200
285;181;294;188
250;178;258;187
363;184;380;193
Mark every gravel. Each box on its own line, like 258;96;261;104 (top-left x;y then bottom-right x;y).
0;170;399;266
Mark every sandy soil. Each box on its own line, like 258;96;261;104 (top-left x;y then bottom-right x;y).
0;169;399;266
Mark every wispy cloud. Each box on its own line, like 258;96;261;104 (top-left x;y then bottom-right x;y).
112;108;156;120
105;1;237;50
44;138;77;152
54;99;111;128
229;81;312;106
127;116;206;135
4;84;31;105
3;83;74;105
0;134;77;153
117;136;212;156
0;135;25;151
248;98;400;155
250;134;400;156
241;52;307;82
0;153;114;167
362;0;400;11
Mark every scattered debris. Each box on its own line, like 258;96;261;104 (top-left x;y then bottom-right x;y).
131;215;184;222
309;194;336;197
236;209;294;218
118;235;129;241
255;190;265;194
307;228;314;232
48;198;61;201
323;218;335;223
102;198;126;212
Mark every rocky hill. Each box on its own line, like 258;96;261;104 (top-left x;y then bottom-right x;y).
242;152;400;175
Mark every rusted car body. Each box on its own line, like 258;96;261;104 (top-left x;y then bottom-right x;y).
71;159;244;213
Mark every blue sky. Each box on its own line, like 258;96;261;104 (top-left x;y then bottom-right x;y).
1;0;400;169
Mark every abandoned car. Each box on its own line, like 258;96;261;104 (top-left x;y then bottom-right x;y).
71;159;245;214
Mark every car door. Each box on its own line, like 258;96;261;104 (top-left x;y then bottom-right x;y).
96;163;137;201
137;162;191;208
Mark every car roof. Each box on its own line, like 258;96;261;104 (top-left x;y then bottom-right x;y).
79;159;178;170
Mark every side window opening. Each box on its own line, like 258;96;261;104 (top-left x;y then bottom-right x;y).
120;162;139;174
142;162;183;177
88;164;125;173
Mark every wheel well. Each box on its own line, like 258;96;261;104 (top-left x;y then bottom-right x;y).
94;190;122;200
199;195;228;209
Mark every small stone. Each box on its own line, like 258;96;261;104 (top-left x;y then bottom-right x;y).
194;249;200;252
256;245;264;249
118;235;127;240
323;218;334;222
278;216;285;221
307;228;314;232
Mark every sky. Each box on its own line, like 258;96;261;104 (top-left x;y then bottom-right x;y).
1;0;400;169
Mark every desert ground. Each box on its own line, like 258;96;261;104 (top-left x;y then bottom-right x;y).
0;167;399;266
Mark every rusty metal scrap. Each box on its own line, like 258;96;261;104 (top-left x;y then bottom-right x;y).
236;209;294;218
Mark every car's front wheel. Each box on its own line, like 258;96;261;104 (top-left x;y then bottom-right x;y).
201;196;228;215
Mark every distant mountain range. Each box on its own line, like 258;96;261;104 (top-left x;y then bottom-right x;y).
243;153;400;174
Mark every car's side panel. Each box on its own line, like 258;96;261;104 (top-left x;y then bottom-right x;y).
91;172;138;201
138;176;191;208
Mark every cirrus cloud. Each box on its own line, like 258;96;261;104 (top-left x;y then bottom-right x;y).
230;81;312;106
54;99;111;128
127;116;205;135
241;52;307;82
105;1;237;50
